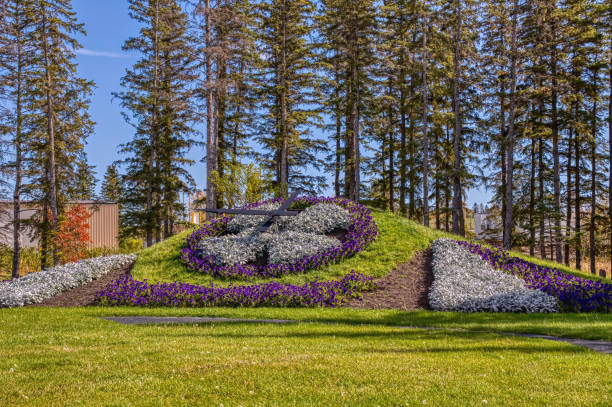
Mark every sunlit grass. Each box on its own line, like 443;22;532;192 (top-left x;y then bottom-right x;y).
513;253;612;284
0;306;610;406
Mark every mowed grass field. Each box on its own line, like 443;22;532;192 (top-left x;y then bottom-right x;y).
0;306;611;406
1;208;611;406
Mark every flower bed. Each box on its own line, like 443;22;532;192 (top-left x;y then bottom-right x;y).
95;271;377;307
181;197;377;279
429;239;559;313
0;254;136;308
457;240;612;312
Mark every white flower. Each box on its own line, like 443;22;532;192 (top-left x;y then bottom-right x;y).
199;202;348;266
0;254;137;308
428;239;559;313
282;203;352;234
267;231;340;265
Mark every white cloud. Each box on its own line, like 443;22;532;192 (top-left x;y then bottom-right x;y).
76;48;129;58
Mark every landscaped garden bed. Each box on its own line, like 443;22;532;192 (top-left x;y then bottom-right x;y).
95;270;376;307
429;239;559;313
0;254;136;308
456;240;612;312
180;196;377;279
95;197;379;308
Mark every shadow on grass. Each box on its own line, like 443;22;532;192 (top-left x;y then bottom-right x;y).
135;323;590;354
87;306;612;341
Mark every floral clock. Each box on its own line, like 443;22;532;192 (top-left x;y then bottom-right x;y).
181;197;378;279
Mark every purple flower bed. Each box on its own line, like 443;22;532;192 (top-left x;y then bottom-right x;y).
95;271;377;307
180;197;378;279
457;240;612;312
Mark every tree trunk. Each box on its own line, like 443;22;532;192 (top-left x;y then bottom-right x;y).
344;78;353;198
145;0;161;247
279;0;289;196
589;89;597;274
388;82;395;211
503;0;518;250
399;62;407;215
575;103;582;270
408;110;415;218
421;14;430;227
539;135;546;259
41;204;48;270
452;0;463;236
435;159;440;229
334;62;341;197
500;81;507;243
609;26;612;276
351;68;360;202
216;61;227;207
445;123;451;232
565;127;573;266
12;30;23;279
551;54;562;262
205;0;217;214
529;124;536;257
41;8;59;264
499;31;507;243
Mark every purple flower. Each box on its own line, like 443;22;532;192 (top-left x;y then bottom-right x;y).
455;240;612;312
95;271;377;308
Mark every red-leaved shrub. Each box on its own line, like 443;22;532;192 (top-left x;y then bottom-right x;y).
54;204;91;263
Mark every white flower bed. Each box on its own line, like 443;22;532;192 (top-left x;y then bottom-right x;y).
268;231;340;264
226;202;282;233
0;254;136;308
198;229;269;266
226;202;351;234
199;228;340;266
429;239;559;313
283;203;352;234
199;203;349;266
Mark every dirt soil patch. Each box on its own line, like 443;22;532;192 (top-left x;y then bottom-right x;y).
30;262;134;307
345;249;433;311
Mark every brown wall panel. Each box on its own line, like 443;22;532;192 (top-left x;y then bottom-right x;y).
0;202;119;249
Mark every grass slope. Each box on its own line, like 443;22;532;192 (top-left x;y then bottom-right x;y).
0;307;610;406
131;208;611;285
130;209;454;286
511;251;612;283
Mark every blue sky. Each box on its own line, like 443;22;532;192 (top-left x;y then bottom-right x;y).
72;0;491;207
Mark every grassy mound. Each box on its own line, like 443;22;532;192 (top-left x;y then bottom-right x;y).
131;209;454;286
131;208;611;286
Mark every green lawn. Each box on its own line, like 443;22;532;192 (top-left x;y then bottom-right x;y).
2;209;612;405
0;306;610;406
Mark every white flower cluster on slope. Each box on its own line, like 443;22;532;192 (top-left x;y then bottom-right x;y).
226;202;351;234
0;254;136;308
201;203;351;266
198;229;271;266
428;239;559;313
283;203;352;234
226;202;281;233
198;228;340;266
267;231;340;264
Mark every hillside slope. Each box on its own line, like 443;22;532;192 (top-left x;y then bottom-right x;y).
131;209;611;286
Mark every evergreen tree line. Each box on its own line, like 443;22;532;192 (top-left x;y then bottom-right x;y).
2;0;612;277
156;0;610;273
0;0;96;277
